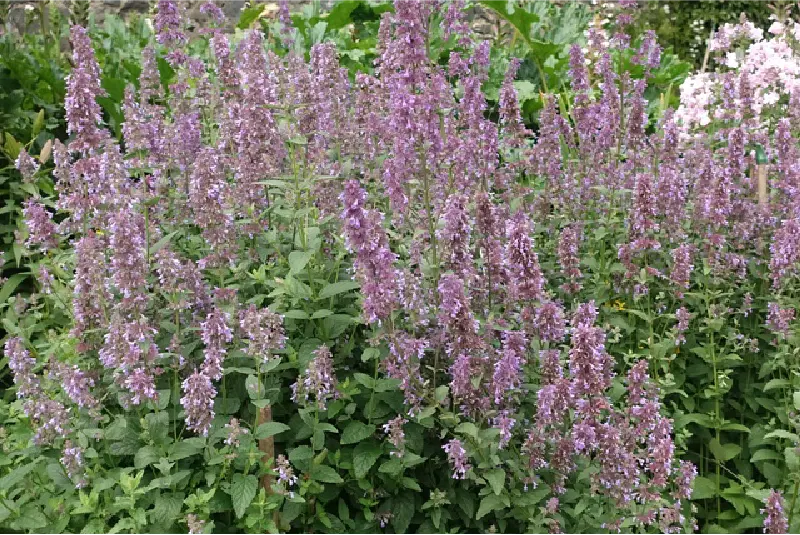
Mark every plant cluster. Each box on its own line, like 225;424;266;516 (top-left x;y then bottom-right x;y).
1;1;800;534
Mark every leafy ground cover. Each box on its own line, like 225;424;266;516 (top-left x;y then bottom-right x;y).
1;1;799;533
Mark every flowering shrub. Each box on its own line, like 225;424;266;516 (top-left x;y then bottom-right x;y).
1;1;800;534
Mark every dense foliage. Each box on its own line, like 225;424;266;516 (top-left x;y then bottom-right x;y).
1;1;800;534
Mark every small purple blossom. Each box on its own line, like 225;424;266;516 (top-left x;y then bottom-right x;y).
767;303;795;337
443;438;471;479
762;490;789;534
239;305;286;363
224;418;249;447
383;416;407;457
291;345;338;410
22;200;57;250
181;370;217;436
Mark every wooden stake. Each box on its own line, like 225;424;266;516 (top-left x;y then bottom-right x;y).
758;163;768;206
258;405;275;491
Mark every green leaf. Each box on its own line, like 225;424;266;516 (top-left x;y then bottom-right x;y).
3;132;22;159
750;449;782;463
289;445;314;463
709;438;741;462
692;476;718;500
318;280;360;300
229;473;258;519
255;422;290;440
237;5;264;29
479;1;539;47
341;422;375;445
325;0;361;29
0;273;28;305
390;493;415;533
476;493;505;520
455;422;478;438
764;378;791;391
170;440;204;461
150;231;179;256
353;441;381;479
764;430;800;441
135;445;160;469
284;309;310;320
485;468;505;496
151;493;183;524
720;422;751;433
32;109;45;136
288;251;313;274
311;465;343;484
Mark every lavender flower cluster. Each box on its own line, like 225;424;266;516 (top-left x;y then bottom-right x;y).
8;1;799;531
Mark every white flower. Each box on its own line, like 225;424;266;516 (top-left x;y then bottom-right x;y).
769;21;785;36
763;91;780;106
725;52;739;69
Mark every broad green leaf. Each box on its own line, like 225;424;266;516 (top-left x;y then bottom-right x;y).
764;378;791;391
0;273;28;305
765;429;800;441
32;109;45;136
341;421;375;445
750;449;782;463
170;440;204;461
284;309;310;320
709;438;741;462
325;0;361;29
289;445;314;463
237;5;264;29
288;251;313;274
318;280;360;299
485;468;505;496
691;476;718;500
311;465;343;484
479;1;539;47
455;422;478;438
150;231;179;256
135;445;160;469
229;473;258;518
150;493;183;524
390;493;415;533
476;493;505;520
353;441;381;479
255;422;290;440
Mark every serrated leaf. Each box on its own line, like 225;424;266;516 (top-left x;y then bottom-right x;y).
255;422;290;440
170;440;203;461
764;378;791;391
485;468;505;496
750;449;783;463
455;422;478;438
311;465;343;484
764;429;800;441
150;231;179;256
691;476;718;500
288;251;313;274
229;473;258;518
709;438;741;462
318;280;360;300
476;493;505;520
479;1;539;47
151;493;183;524
390;493;415;533
353;441;381;479
341;421;375;444
135;445;160;469
0;273;28;305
